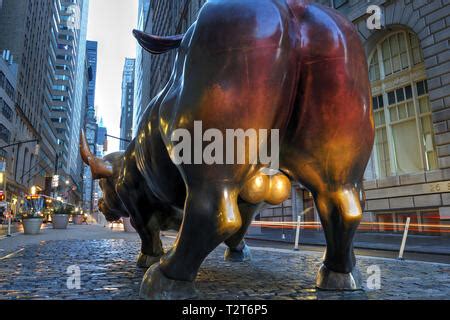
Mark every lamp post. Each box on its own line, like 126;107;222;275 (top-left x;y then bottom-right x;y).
0;158;9;236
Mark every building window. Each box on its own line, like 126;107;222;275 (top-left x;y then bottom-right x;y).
369;31;437;178
1;99;13;121
332;0;348;8
0;124;11;143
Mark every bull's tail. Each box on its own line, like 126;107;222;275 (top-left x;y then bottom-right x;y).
133;29;183;55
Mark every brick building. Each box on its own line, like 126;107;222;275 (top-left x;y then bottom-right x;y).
136;0;450;236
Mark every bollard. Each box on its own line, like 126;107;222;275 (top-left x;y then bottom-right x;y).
398;217;411;260
294;215;301;251
6;215;11;237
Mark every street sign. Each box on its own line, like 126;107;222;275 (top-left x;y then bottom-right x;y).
0;161;5;172
34;144;40;156
52;175;59;188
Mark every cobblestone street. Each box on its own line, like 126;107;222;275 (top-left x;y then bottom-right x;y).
0;225;449;300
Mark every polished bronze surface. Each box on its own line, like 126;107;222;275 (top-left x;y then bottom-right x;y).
265;174;292;206
82;0;374;298
239;171;270;205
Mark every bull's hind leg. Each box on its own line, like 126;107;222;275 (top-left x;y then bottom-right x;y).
140;183;242;300
312;184;363;290
224;202;263;262
282;2;373;290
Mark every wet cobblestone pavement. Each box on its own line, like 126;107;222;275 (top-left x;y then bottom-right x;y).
1;236;449;300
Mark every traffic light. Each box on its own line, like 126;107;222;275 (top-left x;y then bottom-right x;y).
0;191;5;202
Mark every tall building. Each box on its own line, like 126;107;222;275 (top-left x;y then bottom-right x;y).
93;119;107;217
137;0;450;237
0;50;19;201
86;41;98;114
82;40;99;214
51;0;89;204
119;58;135;150
67;0;90;204
133;0;151;135
0;0;90;205
96;119;107;155
133;0;203;133
0;0;61;195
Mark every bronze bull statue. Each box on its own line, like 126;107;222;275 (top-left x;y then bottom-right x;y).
81;0;374;299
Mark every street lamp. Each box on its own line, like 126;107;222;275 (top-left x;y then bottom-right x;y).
30;186;37;196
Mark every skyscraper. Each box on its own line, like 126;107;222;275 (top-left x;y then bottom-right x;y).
82;40;98;214
0;0;61;192
0;0;90;205
0;50;19;203
133;0;151;135
119;58;135;151
67;0;90;201
132;1;205;133
51;0;89;204
86;41;98;113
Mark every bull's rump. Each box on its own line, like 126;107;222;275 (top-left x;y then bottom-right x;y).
281;3;374;187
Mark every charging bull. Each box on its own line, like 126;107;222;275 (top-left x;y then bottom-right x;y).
81;0;374;299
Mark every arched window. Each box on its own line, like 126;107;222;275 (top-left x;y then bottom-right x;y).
368;30;437;178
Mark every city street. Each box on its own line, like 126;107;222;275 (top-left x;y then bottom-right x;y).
0;224;449;300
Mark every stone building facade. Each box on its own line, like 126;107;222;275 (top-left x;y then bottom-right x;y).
0;0;90;204
0;0;61;196
136;0;450;236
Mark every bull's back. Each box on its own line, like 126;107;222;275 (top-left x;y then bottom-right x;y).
159;0;299;181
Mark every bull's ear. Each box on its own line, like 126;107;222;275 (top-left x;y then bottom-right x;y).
133;29;184;54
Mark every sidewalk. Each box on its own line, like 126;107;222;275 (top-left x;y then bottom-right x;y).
0;225;449;300
3;223;449;255
0;223;138;257
246;227;450;255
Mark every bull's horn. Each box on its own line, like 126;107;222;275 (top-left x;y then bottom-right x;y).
80;130;113;179
132;29;183;55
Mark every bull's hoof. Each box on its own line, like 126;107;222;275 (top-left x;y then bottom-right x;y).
316;264;362;291
140;263;198;300
136;253;161;268
224;244;252;262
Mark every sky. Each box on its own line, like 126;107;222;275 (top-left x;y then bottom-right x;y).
86;0;139;152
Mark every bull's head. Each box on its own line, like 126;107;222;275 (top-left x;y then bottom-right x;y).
80;130;125;222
